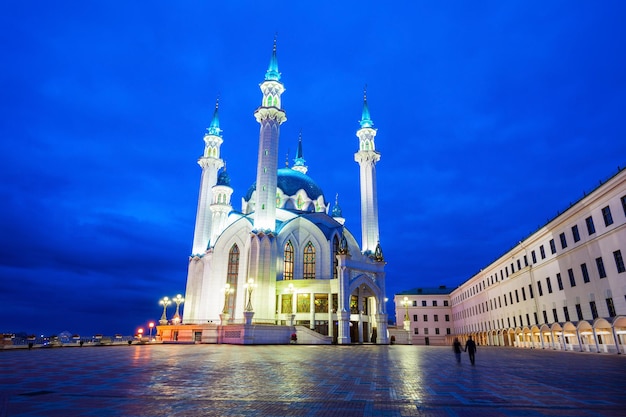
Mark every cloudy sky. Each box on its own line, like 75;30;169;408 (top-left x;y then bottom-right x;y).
2;2;625;336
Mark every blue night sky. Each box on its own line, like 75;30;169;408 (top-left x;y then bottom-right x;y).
2;2;625;337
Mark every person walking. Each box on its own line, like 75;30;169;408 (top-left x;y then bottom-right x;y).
465;335;477;365
453;337;462;364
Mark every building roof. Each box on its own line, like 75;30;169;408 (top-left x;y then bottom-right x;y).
397;286;453;296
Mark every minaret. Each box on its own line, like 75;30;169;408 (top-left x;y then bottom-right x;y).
354;87;381;253
209;166;233;245
253;38;287;231
292;131;308;174
191;98;225;254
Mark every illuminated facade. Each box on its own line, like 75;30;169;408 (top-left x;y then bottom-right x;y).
175;42;389;344
395;168;626;353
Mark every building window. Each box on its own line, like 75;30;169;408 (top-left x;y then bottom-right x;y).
423;328;429;335
283;241;294;280
596;257;607;278
552;308;558;322
533;312;538;325
537;281;543;297
581;263;590;283
585;216;596;235
515;290;519;303
556;273;564;290
298;293;311;313
546;277;553;294
590;301;598;319
413;314;418;322
606;298;616;317
422;300;427;306
563;306;570;322
549;239;556;254
445;314;450;321
526;314;531;326
414;328;419;335
225;244;240;316
446;328;451;335
524;256;528;267
412;301;417;307
602;206;613;226
435;328;440;335
559;232;567;249
314;294;328;313
433;300;438;307
571;225;580;243
531;250;537;264
614;250;625;273
540;245;546;259
568;268;576;287
522;287;526;301
303;241;316;279
332;236;339;279
622;195;626;216
528;284;534;298
575;304;583;320
542;310;548;324
423;315;428;321
434;315;439;322
444;300;449;306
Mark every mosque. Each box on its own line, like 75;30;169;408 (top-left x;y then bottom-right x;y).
158;42;389;344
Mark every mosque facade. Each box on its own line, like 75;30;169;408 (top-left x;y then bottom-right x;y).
160;42;388;344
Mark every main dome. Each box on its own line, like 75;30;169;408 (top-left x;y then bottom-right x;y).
243;168;327;213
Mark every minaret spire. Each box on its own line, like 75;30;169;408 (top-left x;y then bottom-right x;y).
360;85;373;128
191;95;225;254
253;38;287;231
292;130;308;174
354;87;381;253
207;97;222;136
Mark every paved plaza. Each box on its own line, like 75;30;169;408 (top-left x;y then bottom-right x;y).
1;344;625;416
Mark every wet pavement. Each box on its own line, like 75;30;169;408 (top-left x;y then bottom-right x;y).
1;344;625;416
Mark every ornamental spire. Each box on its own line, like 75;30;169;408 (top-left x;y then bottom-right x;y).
265;34;280;81
292;130;308;174
206;97;222;137
359;85;373;128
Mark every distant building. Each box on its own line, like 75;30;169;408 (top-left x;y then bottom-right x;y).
159;41;389;344
394;286;453;346
396;167;626;353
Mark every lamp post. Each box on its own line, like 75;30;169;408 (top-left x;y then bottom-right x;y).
148;322;155;341
401;296;410;331
137;328;144;340
172;294;184;325
244;278;256;312
159;296;171;325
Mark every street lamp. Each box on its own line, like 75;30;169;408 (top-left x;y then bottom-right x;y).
172;294;184;324
244;278;257;311
401;296;410;331
137;328;144;339
222;283;234;314
159;296;171;325
148;322;155;341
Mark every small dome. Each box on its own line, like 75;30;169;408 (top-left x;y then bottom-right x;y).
216;169;231;187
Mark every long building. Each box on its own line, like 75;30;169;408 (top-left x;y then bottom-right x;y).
395;167;626;353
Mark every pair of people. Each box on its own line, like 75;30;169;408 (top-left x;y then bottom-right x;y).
453;336;477;365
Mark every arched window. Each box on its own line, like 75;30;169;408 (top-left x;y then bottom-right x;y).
226;244;239;315
267;95;274;107
332;235;339;279
284;241;294;280
303;241;316;279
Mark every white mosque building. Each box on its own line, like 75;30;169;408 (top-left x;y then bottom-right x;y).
158;42;389;344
